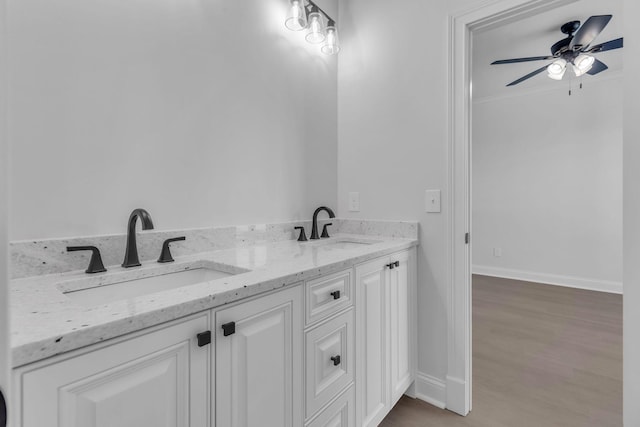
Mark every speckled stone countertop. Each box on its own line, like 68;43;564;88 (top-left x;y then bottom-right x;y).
11;233;417;368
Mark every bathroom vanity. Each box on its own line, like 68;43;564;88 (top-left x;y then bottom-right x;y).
9;220;417;427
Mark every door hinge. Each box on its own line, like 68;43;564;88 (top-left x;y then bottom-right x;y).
465;233;470;244
0;387;6;427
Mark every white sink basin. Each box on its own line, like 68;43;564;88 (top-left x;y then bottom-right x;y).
309;238;380;250
61;265;241;306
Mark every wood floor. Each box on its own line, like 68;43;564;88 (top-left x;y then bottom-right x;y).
380;275;623;427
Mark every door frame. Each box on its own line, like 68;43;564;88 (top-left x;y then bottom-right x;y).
0;0;10;424
446;0;579;415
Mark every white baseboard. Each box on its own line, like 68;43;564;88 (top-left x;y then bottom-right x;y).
414;372;446;409
472;265;623;294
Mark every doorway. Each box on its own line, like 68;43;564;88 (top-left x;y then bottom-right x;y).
447;0;623;417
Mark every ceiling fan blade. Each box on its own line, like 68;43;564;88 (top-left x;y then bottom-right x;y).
586;58;608;75
588;37;623;53
570;15;612;49
506;65;548;86
491;56;554;65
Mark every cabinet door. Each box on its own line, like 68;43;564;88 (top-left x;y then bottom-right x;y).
215;285;303;427
19;314;210;427
355;257;389;427
388;249;415;404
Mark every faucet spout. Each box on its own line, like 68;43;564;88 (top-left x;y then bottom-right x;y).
310;206;335;240
122;208;155;268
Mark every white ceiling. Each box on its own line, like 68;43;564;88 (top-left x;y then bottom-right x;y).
472;0;623;100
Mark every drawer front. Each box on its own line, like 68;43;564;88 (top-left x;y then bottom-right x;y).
306;309;355;418
306;386;355;427
306;270;353;326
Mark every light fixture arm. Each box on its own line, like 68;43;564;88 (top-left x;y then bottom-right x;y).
305;0;336;26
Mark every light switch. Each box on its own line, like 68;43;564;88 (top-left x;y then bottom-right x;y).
425;190;441;213
348;192;360;212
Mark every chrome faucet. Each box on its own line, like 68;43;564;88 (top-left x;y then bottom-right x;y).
122;208;155;268
310;206;335;239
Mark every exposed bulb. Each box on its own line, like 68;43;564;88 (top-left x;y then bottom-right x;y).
305;11;325;44
285;0;307;31
321;25;340;55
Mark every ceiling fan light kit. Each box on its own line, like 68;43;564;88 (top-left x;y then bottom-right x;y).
573;53;595;76
492;14;623;87
547;58;567;80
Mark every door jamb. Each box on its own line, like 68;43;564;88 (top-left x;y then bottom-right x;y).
446;0;579;415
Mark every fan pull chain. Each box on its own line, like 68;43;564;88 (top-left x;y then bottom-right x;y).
569;78;572;96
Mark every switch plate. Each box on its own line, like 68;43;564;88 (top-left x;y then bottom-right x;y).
493;248;502;257
348;192;360;212
425;190;441;213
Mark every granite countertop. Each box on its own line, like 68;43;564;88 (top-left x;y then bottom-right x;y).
11;233;417;368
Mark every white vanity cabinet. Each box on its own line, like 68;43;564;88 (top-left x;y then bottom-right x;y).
215;284;304;427
13;246;416;427
355;249;416;427
14;313;211;427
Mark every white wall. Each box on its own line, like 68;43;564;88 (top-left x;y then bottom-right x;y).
338;0;487;392
623;0;640;424
472;79;623;292
8;0;338;240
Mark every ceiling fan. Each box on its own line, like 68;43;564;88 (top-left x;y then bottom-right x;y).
491;15;623;86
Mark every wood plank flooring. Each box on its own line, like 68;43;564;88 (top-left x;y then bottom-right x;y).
379;275;622;427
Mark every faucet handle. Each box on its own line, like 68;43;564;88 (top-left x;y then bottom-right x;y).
321;223;333;238
67;246;107;274
294;226;308;242
158;237;186;263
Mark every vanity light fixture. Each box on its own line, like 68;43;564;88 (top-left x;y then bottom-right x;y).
321;20;340;55
305;5;325;44
284;0;340;55
285;0;307;31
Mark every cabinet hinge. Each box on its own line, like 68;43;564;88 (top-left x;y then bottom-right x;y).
465;233;470;244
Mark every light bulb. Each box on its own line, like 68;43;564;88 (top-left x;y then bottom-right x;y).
547;58;567;80
573;54;594;76
285;0;307;31
321;25;340;55
305;11;325;44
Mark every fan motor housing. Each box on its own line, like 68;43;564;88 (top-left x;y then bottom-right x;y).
551;38;571;56
561;20;581;36
551;21;582;57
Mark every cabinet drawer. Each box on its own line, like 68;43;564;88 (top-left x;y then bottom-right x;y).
306;386;355;427
306;270;352;325
305;309;355;418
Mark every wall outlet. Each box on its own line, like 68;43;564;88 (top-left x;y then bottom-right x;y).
425;190;441;213
348;192;360;212
493;248;502;257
